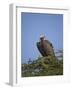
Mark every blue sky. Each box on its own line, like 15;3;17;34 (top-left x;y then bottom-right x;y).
21;12;63;63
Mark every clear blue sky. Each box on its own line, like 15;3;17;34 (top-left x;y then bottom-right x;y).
21;12;63;63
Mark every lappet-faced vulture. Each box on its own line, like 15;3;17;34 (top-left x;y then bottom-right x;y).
37;35;55;57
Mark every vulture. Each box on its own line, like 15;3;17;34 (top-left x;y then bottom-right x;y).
37;35;55;57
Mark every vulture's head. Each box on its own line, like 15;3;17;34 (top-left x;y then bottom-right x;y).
40;34;45;41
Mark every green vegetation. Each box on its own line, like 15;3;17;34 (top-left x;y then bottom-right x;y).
21;56;63;77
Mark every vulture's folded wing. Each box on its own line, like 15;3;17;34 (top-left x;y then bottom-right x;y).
37;42;46;56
